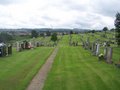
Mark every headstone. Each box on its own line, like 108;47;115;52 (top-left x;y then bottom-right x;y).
91;42;96;55
69;34;72;45
1;46;6;57
106;47;113;64
8;45;12;55
104;47;107;60
21;43;24;50
16;42;20;52
0;43;7;57
23;42;26;49
86;37;89;49
6;46;8;56
96;43;100;56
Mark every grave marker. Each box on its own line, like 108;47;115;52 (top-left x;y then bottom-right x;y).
16;42;22;52
104;47;107;60
96;43;100;56
106;47;113;64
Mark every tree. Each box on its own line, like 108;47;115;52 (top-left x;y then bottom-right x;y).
31;30;38;38
51;33;58;42
114;12;120;46
110;28;115;31
0;32;13;43
102;27;108;37
92;30;95;33
103;27;108;33
40;33;44;37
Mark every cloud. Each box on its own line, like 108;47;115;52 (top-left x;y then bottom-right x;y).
91;0;120;17
0;0;26;5
0;0;119;29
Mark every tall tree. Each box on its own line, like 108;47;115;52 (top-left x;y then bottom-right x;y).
31;30;38;38
92;30;95;33
115;12;120;46
103;27;108;33
51;33;58;42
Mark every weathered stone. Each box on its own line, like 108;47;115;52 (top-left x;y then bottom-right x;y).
106;47;113;64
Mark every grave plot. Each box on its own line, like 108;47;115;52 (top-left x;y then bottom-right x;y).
16;41;32;52
79;33;116;64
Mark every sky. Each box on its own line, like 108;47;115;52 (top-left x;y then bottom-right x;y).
0;0;120;29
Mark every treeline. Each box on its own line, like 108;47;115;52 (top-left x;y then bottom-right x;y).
0;32;13;43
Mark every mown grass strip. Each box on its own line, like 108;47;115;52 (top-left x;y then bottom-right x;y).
43;46;120;90
0;47;53;90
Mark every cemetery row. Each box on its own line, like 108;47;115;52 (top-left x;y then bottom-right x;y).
0;35;62;57
68;33;120;68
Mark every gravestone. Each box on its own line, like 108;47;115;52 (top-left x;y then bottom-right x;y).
0;43;7;57
86;37;89;49
106;47;113;64
96;43;100;56
91;43;94;52
6;45;8;56
16;42;20;52
8;45;12;55
104;47;107;60
21;43;24;50
92;42;95;52
80;38;84;46
28;42;32;48
92;42;97;55
69;34;72;45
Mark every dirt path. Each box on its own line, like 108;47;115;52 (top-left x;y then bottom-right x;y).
26;47;58;90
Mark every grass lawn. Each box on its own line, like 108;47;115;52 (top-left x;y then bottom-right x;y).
0;47;53;90
43;35;120;90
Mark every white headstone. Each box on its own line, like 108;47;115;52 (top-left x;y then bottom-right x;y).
96;43;100;56
16;42;20;51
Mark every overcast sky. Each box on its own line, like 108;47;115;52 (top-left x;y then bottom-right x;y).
0;0;120;29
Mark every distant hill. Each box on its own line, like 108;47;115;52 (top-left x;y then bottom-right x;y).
0;28;90;33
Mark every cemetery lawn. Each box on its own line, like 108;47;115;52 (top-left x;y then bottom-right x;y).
43;35;120;90
0;47;53;90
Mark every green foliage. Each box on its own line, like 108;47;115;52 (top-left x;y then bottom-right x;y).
0;32;13;43
115;12;120;46
40;33;45;37
92;30;95;33
110;28;115;31
31;30;38;38
103;27;108;33
51;33;58;42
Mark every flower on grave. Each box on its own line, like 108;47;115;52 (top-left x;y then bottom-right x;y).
98;53;103;57
98;53;104;60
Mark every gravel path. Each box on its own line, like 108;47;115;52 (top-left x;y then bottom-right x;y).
26;47;58;90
